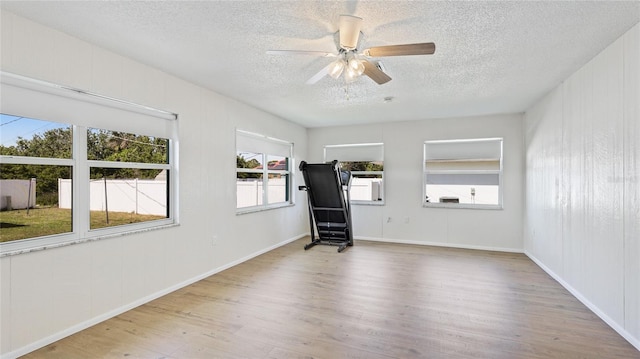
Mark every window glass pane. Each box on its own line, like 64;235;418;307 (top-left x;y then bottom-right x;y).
89;169;168;230
1;114;72;159
339;161;383;171
237;173;263;208
350;174;383;202
0;164;72;242
88;128;168;164
267;173;289;204
266;155;288;170
237;151;262;169
425;181;499;205
337;161;384;203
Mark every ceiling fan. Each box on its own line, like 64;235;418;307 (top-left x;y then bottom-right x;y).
267;15;436;85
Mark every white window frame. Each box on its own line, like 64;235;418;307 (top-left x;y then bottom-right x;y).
236;129;294;214
423;138;503;210
323;143;384;205
0;72;179;256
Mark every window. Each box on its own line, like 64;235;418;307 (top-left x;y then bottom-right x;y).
236;129;292;212
1;115;74;243
0;72;178;253
423;138;503;209
87;128;170;230
324;143;384;204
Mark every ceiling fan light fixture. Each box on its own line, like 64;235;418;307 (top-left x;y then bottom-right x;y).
344;66;359;82
348;57;365;76
328;59;345;79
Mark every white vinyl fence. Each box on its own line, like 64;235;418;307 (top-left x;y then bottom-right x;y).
236;177;384;207
58;179;167;215
236;178;287;208
349;178;383;201
0;179;36;210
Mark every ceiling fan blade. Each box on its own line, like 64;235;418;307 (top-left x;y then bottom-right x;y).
361;60;392;85
267;50;336;57
364;42;436;57
339;15;363;50
306;62;334;85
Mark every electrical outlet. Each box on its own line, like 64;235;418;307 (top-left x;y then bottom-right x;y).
404;217;410;223
212;235;218;246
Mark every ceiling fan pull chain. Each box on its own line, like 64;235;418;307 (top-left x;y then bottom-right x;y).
343;81;350;101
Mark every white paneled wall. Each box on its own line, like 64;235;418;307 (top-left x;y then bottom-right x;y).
0;257;10;353
623;21;640;345
0;11;308;358
524;23;640;349
308;114;524;252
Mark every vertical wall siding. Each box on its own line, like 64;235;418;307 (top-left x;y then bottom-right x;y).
524;23;640;348
524;85;564;273
0;11;308;357
623;22;640;342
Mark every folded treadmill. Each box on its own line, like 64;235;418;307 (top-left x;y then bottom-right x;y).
299;160;353;252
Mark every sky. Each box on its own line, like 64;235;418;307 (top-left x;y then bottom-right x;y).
0;114;69;147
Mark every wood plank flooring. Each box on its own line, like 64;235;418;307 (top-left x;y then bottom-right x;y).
24;239;639;358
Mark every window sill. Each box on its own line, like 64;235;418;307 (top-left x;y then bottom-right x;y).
0;222;180;258
351;201;385;206
422;203;503;210
236;202;294;215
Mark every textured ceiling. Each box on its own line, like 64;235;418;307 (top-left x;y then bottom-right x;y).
1;1;639;128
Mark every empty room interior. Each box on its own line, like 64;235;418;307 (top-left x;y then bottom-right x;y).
0;1;639;358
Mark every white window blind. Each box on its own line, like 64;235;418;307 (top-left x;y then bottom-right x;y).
1;72;176;138
236;129;292;157
324;143;384;162
424;138;502;161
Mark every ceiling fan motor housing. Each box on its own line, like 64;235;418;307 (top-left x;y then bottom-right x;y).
338;15;363;50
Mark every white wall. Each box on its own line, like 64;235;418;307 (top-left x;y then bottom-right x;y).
524;23;639;349
0;11;308;358
308;113;524;252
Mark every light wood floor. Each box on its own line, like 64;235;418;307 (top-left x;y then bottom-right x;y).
25;238;639;358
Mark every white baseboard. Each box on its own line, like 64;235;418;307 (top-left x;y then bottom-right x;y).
355;236;524;253
1;233;307;359
525;251;640;352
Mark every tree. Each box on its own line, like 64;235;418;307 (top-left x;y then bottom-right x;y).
1;128;73;205
1;127;168;206
88;130;167;180
340;161;383;172
1;127;73;158
236;154;261;179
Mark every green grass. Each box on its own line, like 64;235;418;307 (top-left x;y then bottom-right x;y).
0;207;165;243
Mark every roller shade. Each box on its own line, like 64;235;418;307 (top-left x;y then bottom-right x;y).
426;173;500;185
1;72;176;139
236;129;292;157
324;143;384;162
424;138;502;161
